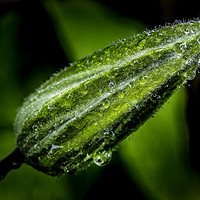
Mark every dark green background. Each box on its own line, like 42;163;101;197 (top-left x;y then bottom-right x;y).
1;0;200;199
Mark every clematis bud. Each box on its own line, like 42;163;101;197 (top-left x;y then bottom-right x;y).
1;19;200;180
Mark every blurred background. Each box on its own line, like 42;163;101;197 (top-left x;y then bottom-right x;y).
1;0;200;199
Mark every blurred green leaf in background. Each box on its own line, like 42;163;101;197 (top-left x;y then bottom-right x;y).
0;5;20;172
1;0;200;200
120;90;200;200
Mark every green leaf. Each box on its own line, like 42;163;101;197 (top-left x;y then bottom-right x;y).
119;89;200;200
44;0;145;59
13;19;200;176
0;12;21;127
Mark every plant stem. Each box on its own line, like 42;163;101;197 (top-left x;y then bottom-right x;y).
0;148;24;181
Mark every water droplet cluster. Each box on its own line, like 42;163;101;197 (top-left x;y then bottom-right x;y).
14;19;200;176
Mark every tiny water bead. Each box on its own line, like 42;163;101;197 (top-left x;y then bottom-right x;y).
102;99;111;109
48;144;63;154
93;149;112;167
140;75;148;85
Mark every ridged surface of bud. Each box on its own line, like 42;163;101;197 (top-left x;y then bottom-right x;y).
15;20;200;176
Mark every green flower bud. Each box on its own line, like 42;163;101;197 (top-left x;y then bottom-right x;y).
1;20;200;179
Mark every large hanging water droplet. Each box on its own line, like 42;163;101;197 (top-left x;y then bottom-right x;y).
93;149;112;167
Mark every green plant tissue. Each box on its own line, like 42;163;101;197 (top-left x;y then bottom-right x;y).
15;18;200;177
